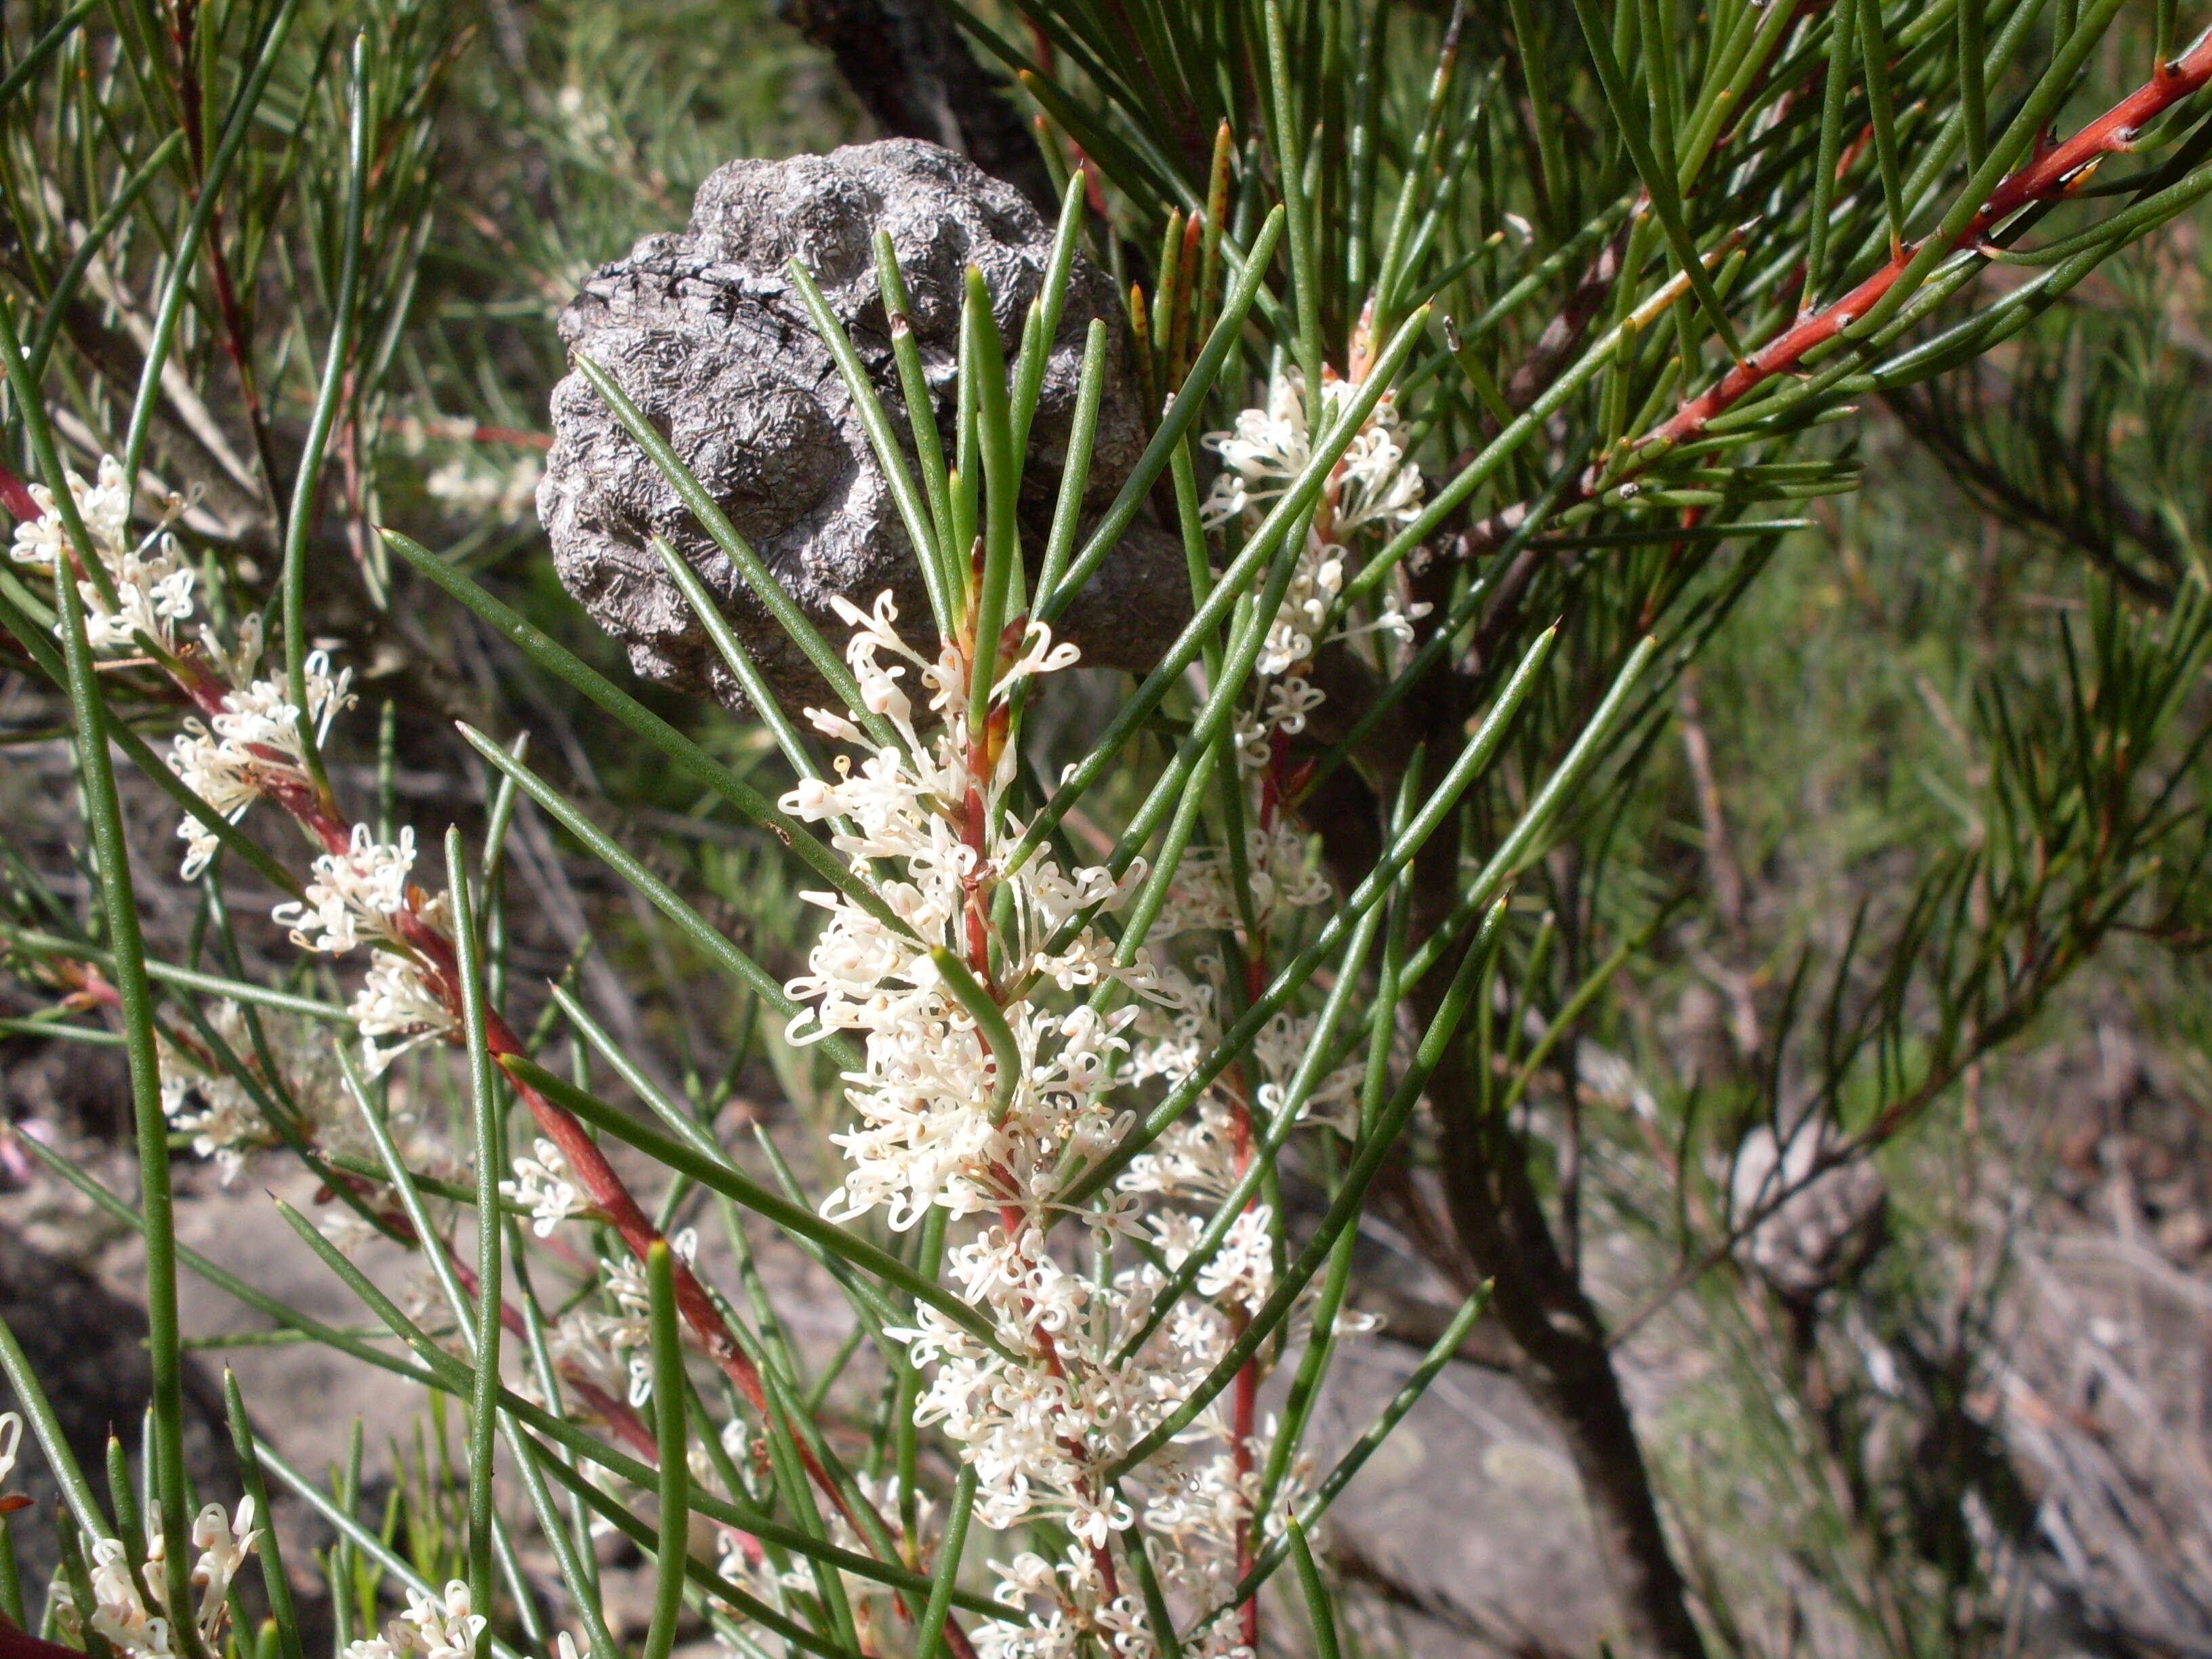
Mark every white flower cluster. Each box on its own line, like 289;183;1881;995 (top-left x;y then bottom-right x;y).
426;449;544;527
168;631;355;878
9;453;456;1080
545;1241;696;1408
269;827;457;1079
1103;980;1349;1637
781;594;1150;1232
1200;367;1425;539
1147;821;1331;938
1201;367;1430;723
942;364;1427;1645
85;1498;262;1659
342;1580;487;1659
157;1002;388;1188
156;998;273;1185
7;457;195;655
351;924;460;1076
777;594;1357;1659
275;825;420;953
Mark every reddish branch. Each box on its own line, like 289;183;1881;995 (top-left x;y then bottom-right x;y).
151;633;801;1476
166;0;286;514
957;593;1128;1618
0;1622;87;1659
1645;29;2212;451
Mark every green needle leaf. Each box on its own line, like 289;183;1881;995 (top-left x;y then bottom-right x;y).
447;828;502;1617
642;1242;689;1659
910;1465;977;1659
451;719;865;1072
1566;0;1746;361
928;947;1023;1124
221;1372;304;1659
1227;1285;1492;1608
1105;897;1510;1478
1287;1519;1340;1659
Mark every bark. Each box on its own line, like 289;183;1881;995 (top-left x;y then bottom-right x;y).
1421;1010;1709;1659
1358;626;1708;1659
780;0;1058;211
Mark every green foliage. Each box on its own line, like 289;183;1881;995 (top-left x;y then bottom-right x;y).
2;3;2212;1658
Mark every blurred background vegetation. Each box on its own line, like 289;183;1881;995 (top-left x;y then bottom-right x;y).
7;1;2212;1656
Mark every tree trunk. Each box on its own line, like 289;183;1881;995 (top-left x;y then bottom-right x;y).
780;0;1058;211
1364;655;1708;1659
1420;1002;1709;1659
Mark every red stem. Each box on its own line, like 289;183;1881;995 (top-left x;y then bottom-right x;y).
1647;32;2212;451
166;0;284;510
0;1619;94;1659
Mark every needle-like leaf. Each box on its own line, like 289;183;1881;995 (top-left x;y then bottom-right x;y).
641;1242;689;1659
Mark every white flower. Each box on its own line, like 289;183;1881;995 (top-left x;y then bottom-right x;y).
200;611;266;691
155;1004;272;1183
501;1138;590;1236
1200;368;1429;705
1199;371;1311;529
186;1498;261;1629
1262;676;1326;737
1194;1206;1276;1315
426;451;543;525
273;825;417;953
1332;416;1425;537
153;615;354;878
1200;369;1423;539
351;947;457;1076
9;455;131;567
157;1002;367;1182
7;457;203;657
87;1534;173;1659
989;617;1082;703
319;1211;380;1257
87;1497;259;1659
344;1580;485;1659
398;1580;487;1659
546;1257;655;1406
600;1252;651;1317
160;1061;260;1185
0;1411;19;1488
78;535;195;655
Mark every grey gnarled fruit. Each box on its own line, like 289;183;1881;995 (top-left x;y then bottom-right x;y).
537;138;1189;715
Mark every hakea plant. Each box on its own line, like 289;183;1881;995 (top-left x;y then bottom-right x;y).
0;192;1450;1659
6;342;1423;1659
0;134;1479;1659
5;461;461;1084
13;7;2212;1659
